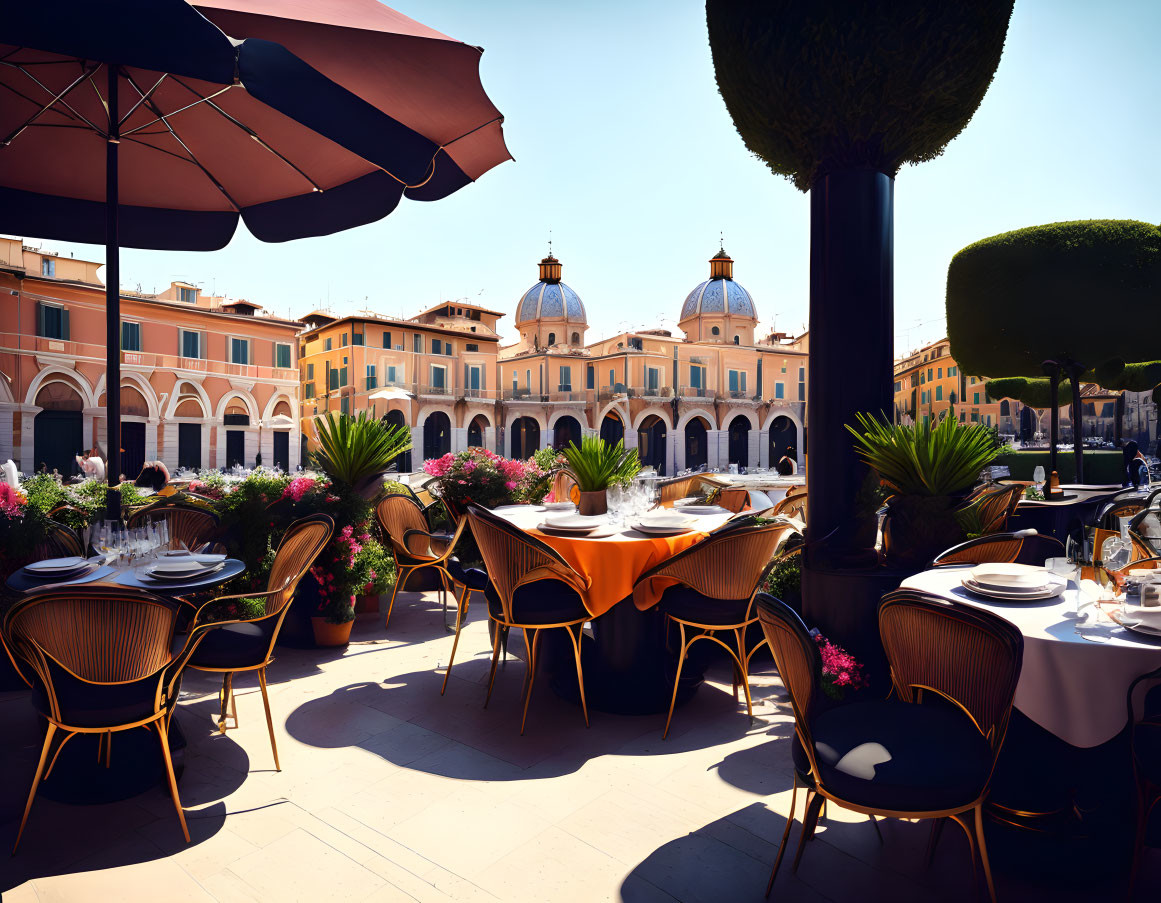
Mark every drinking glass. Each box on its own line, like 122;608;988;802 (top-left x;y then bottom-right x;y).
607;484;624;525
1033;465;1046;488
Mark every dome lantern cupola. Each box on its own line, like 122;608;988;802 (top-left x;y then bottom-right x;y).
709;247;734;280
538;254;562;283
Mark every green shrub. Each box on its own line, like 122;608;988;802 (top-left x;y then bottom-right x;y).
985;377;1072;409
706;0;1014;191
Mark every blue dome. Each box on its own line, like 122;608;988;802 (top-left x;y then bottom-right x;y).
516;281;586;324
680;277;756;320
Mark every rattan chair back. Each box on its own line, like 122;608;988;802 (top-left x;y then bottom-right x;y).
657;474;728;507
969;484;1023;535
755;593;825;751
1092;526;1155;566
376;493;432;559
878;589;1023;752
771;492;807;522
931;531;1065;567
128;499;220;551
715;487;751;514
633;520;789;609
264;514;335;618
465;505;587;623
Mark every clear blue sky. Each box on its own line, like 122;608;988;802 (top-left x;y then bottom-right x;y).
26;0;1161;353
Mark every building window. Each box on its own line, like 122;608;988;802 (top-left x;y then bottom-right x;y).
180;329;201;359
609;369;614;387
690;365;705;393
431;366;446;390
120;321;141;351
353;332;364;346
936;385;943;401
526;369;532;390
41;257;55;277
304;381;316;398
894;381;902;393
466;343;479;352
587;365;595;389
547;332;556;346
306;363;314;380
937;367;942;379
733;335;740;345
645;367;660;393
974;392;980;405
339;366;347;388
467;365;482;394
798;367;806;401
35;302;69;340
512;372;518;393
275;343;291;369
328;367;339;391
711;326;720;336
325;337;333;351
432;338;442;355
559;366;572;391
341;396;349;415
366;365;377;390
728;370;747;395
927;368;933;382
383;331;392;348
775;382;784;400
413;334;422;353
387;365;398;384
443;341;453;356
341;333;348;347
230;338;250;365
572;332;580;345
949;365;957;376
178;286;196;303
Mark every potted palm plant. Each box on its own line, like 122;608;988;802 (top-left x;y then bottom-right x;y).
846;412;1001;566
561;436;641;515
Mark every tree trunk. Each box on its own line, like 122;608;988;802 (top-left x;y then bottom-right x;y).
804;170;894;562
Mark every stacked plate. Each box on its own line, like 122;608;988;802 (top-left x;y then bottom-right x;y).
631;512;695;536
542;501;576;512
1112;606;1161;638
143;554;225;582
22;556;94;579
675;504;728;516
960;563;1067;601
537;513;607;536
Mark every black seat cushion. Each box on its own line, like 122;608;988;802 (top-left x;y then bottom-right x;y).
485;580;587;626
447;557;488;590
797;699;993;813
658;584;752;626
187;621;270;669
33;667;162;729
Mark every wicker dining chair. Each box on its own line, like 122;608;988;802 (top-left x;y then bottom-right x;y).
657;473;729;508
633;519;791;738
771;491;807;522
1128;662;1161;898
1092;526;1156;567
756;590;1022;902
1;520;87;583
184;514;334;771
3;586;211;850
376;493;458;631
127;498;223;553
714;486;752;514
967;483;1024;535
931;530;1065;568
466;505;592;734
394;513;488;694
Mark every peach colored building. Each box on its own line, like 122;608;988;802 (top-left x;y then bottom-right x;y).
497;249;808;474
0;238;302;477
297;302;503;468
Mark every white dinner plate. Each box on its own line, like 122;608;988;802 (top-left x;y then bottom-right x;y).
162;551;226;565
969;563;1051;593
24;556;88;574
144;562;223;582
1110;610;1161;638
536;522;616;538
631;522;695;536
542;502;576;511
960;576;1065;601
676;505;728;516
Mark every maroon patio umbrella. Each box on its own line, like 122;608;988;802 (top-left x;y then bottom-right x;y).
1;0;509;514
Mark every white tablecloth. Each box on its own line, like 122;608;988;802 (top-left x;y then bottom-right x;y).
901;566;1161;748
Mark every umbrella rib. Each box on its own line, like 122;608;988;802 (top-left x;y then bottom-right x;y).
120;86;232;137
167;76;321;192
0;61;101;145
0;79;84;125
120;70;242;212
119;73;168;128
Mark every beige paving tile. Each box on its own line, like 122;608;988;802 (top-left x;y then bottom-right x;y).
224;827;389;902
475;825;629;902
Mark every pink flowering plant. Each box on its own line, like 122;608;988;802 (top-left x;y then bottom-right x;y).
422;447;559;515
810;629;869;700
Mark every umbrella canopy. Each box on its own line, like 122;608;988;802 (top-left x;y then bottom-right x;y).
1;0;511;249
0;0;508;512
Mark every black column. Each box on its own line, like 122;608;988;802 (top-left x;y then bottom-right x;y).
104;65;121;521
805;170;894;559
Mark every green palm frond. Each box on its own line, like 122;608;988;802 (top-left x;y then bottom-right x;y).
310;411;412;488
845;412;998;497
561;436;641;492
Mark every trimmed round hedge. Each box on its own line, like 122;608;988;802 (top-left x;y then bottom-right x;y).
947;220;1161;378
706;0;1014;191
985;377;1071;409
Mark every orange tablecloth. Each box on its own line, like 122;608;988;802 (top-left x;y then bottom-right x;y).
490;507;731;617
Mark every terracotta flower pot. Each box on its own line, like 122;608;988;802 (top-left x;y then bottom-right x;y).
354;593;379;614
578;489;607;516
311;617;353;647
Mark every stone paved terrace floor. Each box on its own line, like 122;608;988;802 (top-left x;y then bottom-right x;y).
1;587;1157;902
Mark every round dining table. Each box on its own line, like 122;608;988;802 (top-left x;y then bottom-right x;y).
1009;483;1127;541
490;505;733;714
901;565;1161;749
6;556;245;596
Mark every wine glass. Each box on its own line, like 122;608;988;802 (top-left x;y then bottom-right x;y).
607;483;624;526
1033;465;1046;489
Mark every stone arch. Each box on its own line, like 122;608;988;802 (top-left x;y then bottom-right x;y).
165;380;211;419
676;408;718;432
0;374;15;404
761;406;803;434
262;391;298;423
215;389;260;423
632;406;673;432
504;409;547;434
415;402;457;429
93;371;160;420
722;409;759;431
595;401;629;432
461;406;494;430
25;366;96;409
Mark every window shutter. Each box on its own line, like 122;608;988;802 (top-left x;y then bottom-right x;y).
61;307;70;340
36;302;45;337
464;364;469;390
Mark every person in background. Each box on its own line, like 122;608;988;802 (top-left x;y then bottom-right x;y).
134;460;171;492
776;454;798;476
1123;440;1149;488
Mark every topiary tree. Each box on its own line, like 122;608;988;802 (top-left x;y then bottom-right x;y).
706;0;1014;567
985;377;1072;410
948;220;1161;482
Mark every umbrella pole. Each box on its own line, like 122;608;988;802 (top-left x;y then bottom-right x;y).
104;65;121;523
